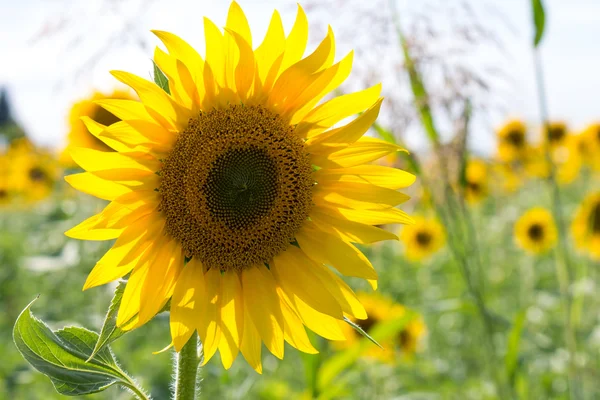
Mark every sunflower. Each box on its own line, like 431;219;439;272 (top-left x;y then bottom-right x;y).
65;2;415;373
514;207;557;255
0;154;12;206
576;123;600;171
336;293;426;362
492;162;522;194
60;89;136;167
571;192;600;259
8;139;59;202
543;121;569;149
464;159;488;204
553;135;581;185
496;119;528;162
400;216;445;261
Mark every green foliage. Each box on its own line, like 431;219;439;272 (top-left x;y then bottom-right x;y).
152;61;170;94
13;299;146;398
531;0;546;47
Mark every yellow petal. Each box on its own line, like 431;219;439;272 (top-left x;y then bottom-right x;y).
65;172;130;201
287;294;346;341
314;181;409;211
218;271;243;369
204;17;226;88
138;239;183;325
271;247;342;318
254;10;285;86
94;99;154;122
151;30;204;86
69;147;160;174
83;215;164;290
309;208;397;244
170;259;206;352
280;298;318;354
306;97;383;153
289;51;354;124
240;296;263;374
110;70;192;130
314;165;416;190
313;137;405;168
310;263;367;320
198;267;221;366
242;265;284;359
280;4;309;72
224;29;255;101
316;205;414;226
296;222;378;280
296;84;382;138
116;249;155;328
153;46;193;108
226;1;252;47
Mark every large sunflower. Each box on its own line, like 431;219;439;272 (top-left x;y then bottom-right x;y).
572;192;600;259
400;216;445;261
336;293;426;362
65;2;415;373
61;89;136;167
514;207;557;255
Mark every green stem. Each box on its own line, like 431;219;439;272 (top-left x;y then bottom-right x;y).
533;49;580;399
123;380;151;400
174;334;200;400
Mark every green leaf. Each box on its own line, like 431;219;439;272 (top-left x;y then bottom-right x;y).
13;298;148;398
505;310;526;385
318;313;415;391
87;281;127;362
396;27;439;144
88;281;172;362
153;60;170;94
343;316;382;349
531;0;546;47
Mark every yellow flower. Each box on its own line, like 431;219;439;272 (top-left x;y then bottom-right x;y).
553;135;581;185
571;192;600;259
464;159;488;204
523;145;551;180
65;2;415;373
0;154;12;206
514;207;557;255
496;119;528;162
337;293;426;362
5;138;59;202
60;89;135;167
576;123;600;171
543;121;569;149
400;216;445;261
492;162;522;193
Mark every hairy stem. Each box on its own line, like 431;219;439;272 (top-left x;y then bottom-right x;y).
173;334;200;400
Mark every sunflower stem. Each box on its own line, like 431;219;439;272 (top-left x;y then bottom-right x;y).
533;47;580;399
173;333;200;400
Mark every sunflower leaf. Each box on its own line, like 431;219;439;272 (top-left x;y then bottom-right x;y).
343;316;383;349
12;298;147;398
152;60;170;94
505;310;527;385
87;281;127;362
531;0;546;47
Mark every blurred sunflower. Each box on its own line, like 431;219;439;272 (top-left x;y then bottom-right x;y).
464;159;488;204
400;216;445;261
576;123;600;171
60;89;136;167
65;2;415;373
337;293;426;362
523;145;551;180
543;121;569;149
492;162;522;194
8;141;59;202
496;119;528;162
514;207;557;255
553;136;582;185
0;154;12;206
571;192;600;259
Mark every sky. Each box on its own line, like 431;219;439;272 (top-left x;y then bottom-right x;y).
0;0;599;154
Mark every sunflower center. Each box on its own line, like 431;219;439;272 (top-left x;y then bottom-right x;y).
160;104;313;271
0;189;7;198
506;130;524;147
590;203;600;234
357;316;378;333
467;181;481;193
527;223;544;241
416;231;432;246
547;126;565;142
28;167;47;182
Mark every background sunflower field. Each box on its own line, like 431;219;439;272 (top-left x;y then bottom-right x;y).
1;0;600;399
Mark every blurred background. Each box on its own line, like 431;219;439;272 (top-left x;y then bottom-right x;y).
1;0;600;399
